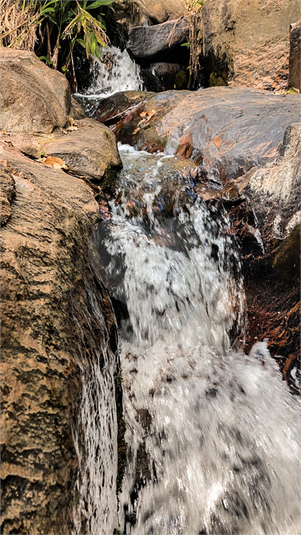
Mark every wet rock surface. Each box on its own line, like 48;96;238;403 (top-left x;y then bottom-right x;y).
94;87;300;181
0;50;120;534
141;62;188;92
197;123;300;390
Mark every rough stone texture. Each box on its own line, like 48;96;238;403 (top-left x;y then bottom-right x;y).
1;118;122;189
0;164;15;226
0;142;118;535
288;21;301;90
199;0;300;90
107;0;185;27
229;124;300;389
0;50;121;534
127;17;189;65
0;49;71;134
95;87;300;182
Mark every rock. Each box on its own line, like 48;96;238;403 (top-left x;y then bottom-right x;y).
288;21;301;90
0;50;121;533
95;87;300;181
104;0;185;29
221;124;300;377
0;49;71;134
2;118;122;191
126;17;189;65
199;0;300;90
0;164;15;226
0;143;118;534
141;62;188;91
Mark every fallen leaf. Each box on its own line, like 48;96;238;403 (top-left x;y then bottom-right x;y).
44;156;68;169
66;125;78;132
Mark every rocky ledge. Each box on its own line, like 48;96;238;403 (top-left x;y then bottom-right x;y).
0;49;120;534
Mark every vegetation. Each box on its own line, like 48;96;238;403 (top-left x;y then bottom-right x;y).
0;0;114;89
181;0;206;89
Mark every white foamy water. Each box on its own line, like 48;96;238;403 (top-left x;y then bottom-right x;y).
96;146;301;535
75;45;143;99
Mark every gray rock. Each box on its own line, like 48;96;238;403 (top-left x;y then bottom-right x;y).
127;17;189;64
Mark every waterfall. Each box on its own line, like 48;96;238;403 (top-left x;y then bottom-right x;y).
95;145;301;535
75;45;143;102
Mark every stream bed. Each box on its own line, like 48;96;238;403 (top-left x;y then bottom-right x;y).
92;145;301;535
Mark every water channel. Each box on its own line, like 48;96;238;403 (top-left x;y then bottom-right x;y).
73;49;301;535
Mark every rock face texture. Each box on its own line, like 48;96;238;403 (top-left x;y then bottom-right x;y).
0;49;71;134
0;50;121;534
94;87;300;181
288;21;301;90
200;0;300;90
127;17;189;65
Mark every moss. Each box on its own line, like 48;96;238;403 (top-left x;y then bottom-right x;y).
114;370;127;495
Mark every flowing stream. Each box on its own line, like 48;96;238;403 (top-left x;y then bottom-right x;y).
73;50;301;535
94;145;301;535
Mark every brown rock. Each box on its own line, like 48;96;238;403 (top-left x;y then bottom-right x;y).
1;118;122;191
223;124;300;375
107;0;185;27
0;142;118;534
0;49;71;134
0;164;15;226
95;87;300;181
288;21;301;90
200;0;300;91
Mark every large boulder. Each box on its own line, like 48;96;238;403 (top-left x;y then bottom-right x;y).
288;21;301;90
199;0;300;90
0;49;71;134
0;49;122;534
127;17;189;65
0;142;119;534
94;87;300;181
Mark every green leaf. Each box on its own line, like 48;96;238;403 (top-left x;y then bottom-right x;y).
76;38;86;48
86;0;113;8
39;55;53;65
40;7;56;14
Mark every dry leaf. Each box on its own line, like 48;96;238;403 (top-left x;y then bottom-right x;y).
66;125;78;132
44;156;68;169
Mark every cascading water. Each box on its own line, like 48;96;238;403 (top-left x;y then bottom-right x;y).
74;45;143;115
93;145;301;535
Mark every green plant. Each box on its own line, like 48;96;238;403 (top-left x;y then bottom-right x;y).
181;0;206;89
1;0;114;90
